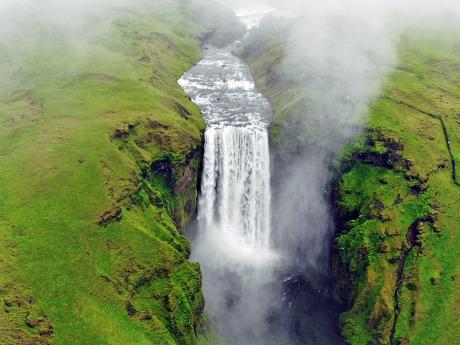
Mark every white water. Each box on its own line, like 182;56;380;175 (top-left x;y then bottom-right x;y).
178;5;349;344
179;45;274;260
200;127;271;248
179;41;279;342
175;4;309;342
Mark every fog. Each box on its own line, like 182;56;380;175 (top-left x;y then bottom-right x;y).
265;0;460;277
0;0;151;87
2;0;460;344
215;1;460;344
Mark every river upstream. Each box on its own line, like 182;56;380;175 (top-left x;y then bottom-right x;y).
179;5;345;345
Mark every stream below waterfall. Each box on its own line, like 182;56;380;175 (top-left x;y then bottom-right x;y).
178;7;346;345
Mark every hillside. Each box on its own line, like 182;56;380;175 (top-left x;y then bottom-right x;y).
0;1;242;344
238;21;460;345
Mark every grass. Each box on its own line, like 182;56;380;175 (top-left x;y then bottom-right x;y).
0;0;242;344
240;21;460;345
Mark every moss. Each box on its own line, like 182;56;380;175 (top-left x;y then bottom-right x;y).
240;20;460;345
332;31;460;345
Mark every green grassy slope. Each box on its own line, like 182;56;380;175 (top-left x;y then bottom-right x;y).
0;1;242;344
333;33;460;345
238;23;460;345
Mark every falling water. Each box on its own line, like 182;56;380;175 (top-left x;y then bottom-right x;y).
178;5;348;345
179;42;280;343
179;43;274;254
200;126;271;249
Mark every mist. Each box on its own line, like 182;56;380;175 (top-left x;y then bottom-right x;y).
0;0;151;91
264;0;460;276
2;0;460;344
209;0;460;344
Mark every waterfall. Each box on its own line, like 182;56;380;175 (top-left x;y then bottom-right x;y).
179;44;278;344
179;44;274;257
177;6;347;345
199;126;271;249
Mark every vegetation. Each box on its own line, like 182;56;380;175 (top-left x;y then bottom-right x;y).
0;1;242;344
334;33;460;345
239;21;460;345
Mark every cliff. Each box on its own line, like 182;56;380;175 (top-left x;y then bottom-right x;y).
238;20;460;345
0;1;242;344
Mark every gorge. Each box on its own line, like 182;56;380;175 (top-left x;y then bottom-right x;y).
0;1;459;344
179;7;345;345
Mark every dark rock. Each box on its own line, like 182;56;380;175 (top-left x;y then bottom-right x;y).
379;176;389;185
393;194;403;205
26;312;53;336
97;206;122;227
126;300;137;316
359;246;369;256
388;257;399;264
139;309;153;320
368;198;386;220
406;282;418;291
432;224;442;233
106;240;118;251
353;129;414;179
396;338;410;345
147;120;170;130
175;102;192;118
430;278;440;285
111;123;138;140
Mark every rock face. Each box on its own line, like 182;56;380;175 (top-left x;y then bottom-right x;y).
106;117;206;345
238;18;460;345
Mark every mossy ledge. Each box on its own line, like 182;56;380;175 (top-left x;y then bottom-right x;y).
0;1;243;344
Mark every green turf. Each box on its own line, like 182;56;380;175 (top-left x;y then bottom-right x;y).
0;1;242;344
239;22;460;345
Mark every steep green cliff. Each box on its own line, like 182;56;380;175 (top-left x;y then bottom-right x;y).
0;1;242;344
238;21;460;345
333;33;460;345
